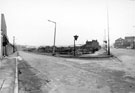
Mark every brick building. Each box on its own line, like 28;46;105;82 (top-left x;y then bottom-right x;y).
125;36;135;48
114;38;125;48
81;40;101;53
114;36;135;48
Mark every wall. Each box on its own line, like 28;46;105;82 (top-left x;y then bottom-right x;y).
6;43;14;56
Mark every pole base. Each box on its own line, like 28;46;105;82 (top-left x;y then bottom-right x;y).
52;53;56;56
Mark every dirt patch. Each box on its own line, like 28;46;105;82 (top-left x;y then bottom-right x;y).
18;60;50;93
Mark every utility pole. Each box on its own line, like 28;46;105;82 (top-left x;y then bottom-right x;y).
13;36;15;53
107;1;110;55
103;29;107;52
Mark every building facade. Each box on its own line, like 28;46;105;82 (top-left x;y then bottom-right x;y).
125;36;135;48
114;36;135;48
0;14;14;58
81;40;101;53
114;38;125;48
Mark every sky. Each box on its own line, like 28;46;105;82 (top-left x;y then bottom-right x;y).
0;0;135;46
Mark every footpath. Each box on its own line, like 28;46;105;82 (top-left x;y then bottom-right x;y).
79;49;113;58
0;54;17;93
57;49;113;59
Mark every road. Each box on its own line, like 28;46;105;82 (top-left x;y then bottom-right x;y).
111;48;135;58
111;48;135;73
18;50;135;93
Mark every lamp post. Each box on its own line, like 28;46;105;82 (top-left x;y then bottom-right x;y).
73;35;78;56
48;20;56;56
106;1;110;55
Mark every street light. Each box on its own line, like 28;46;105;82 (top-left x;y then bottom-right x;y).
73;35;79;56
48;20;56;56
106;1;110;55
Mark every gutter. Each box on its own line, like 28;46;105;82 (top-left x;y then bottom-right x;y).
14;57;18;93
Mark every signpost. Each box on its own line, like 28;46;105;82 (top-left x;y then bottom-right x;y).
73;35;79;56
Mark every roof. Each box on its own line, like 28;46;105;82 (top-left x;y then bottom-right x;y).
115;38;124;41
125;36;135;39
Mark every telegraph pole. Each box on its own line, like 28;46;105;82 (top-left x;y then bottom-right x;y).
13;36;15;53
104;29;107;52
107;1;110;55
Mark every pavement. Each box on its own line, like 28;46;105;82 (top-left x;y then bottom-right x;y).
57;49;113;59
79;49;112;58
0;54;17;93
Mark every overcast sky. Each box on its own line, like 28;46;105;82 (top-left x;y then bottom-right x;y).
0;0;135;46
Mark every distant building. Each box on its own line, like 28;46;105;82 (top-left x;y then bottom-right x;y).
125;36;135;42
125;36;135;48
114;38;125;48
81;40;101;53
114;36;135;48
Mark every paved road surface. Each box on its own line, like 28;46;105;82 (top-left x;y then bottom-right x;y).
18;51;135;93
111;48;135;73
111;48;135;56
